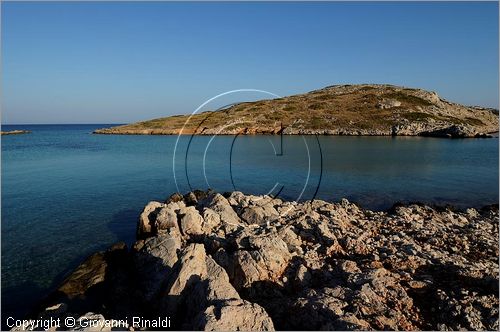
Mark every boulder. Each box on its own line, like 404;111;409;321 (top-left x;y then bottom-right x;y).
182;255;242;326
178;206;204;237
231;233;292;289
133;232;181;302
201;208;221;233
57;252;107;299
138;201;165;238
164;244;208;297
240;204;279;226
199;193;243;233
192;299;275;331
155;207;178;231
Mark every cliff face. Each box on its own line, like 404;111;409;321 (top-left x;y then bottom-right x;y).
94;84;499;137
26;191;499;331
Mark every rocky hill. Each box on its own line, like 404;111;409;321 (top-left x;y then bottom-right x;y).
24;191;499;331
94;84;499;138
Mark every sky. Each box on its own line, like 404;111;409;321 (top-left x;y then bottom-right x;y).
1;1;499;124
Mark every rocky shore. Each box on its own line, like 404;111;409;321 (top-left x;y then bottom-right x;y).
1;130;31;136
24;191;498;331
93;124;496;138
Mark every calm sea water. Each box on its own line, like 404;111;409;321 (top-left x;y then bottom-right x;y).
1;124;498;320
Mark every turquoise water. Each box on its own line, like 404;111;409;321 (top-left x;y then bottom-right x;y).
1;124;498;320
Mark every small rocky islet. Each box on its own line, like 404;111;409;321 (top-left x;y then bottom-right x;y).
94;84;499;138
1;130;31;136
24;190;498;331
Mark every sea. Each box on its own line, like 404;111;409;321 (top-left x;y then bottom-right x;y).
1;124;498;322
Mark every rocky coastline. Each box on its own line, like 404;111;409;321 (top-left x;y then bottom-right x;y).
1;130;31;136
23;191;499;331
93;124;497;138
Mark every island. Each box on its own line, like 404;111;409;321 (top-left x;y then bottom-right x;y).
94;84;499;138
1;130;31;136
27;191;498;331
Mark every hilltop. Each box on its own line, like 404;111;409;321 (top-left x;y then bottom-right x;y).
94;84;499;138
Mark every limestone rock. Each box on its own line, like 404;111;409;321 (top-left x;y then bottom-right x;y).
200;193;243;233
138;201;165;238
57;252;107;299
178;206;204;237
164;243;208;297
133;232;181;302
155;207;178;231
377;99;401;109
192;299;275;331
231;232;292;289
240;205;279;226
31;190;500;331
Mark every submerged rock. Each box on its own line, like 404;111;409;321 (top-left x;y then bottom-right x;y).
25;191;499;331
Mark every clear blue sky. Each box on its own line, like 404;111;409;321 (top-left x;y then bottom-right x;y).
2;1;498;124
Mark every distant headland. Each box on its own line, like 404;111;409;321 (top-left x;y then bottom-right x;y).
94;84;499;138
1;130;31;136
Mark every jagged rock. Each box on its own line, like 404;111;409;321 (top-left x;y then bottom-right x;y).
164;244;208;297
201;208;221;233
293;264;311;288
192;299;275;331
138;201;165;238
201;193;243;233
240;205;279;226
159;243;208;320
178;206;204;237
133;232;181;302
203;256;240;301
183;192;198;206
182;256;242;327
166;192;183;203
287;288;353;330
227;191;247;207
279;226;303;254
158;243;275;330
29;191;499;331
156;207;178;231
421;124;477;138
54;242;128;303
57;252;107;299
230;232;292;289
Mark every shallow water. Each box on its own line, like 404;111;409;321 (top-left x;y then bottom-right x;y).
1;124;498;320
